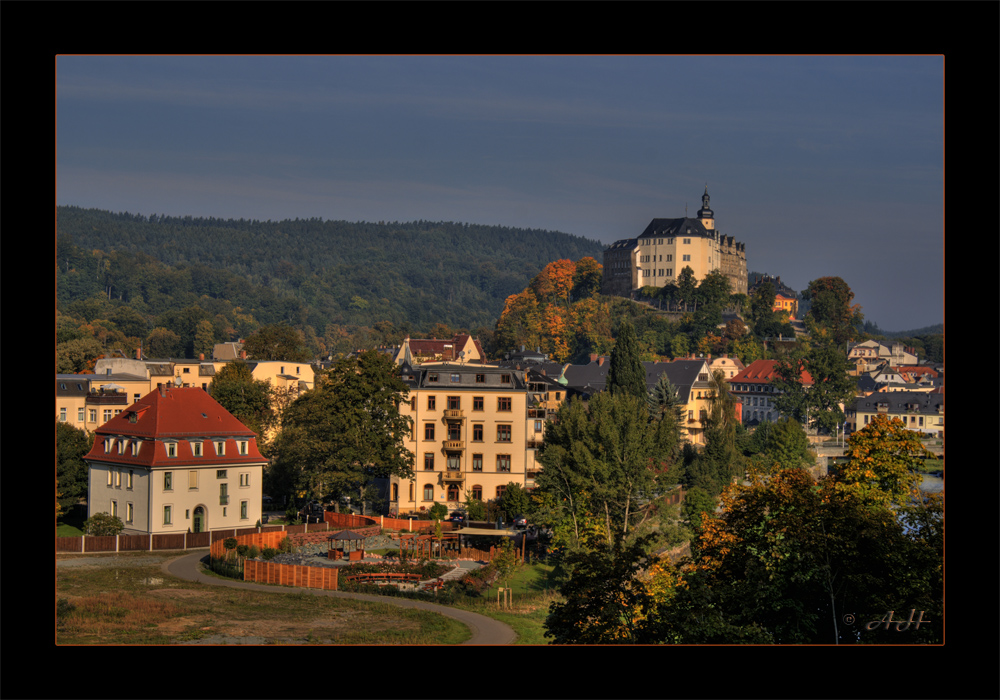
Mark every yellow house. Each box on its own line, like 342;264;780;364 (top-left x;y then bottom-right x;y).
392;362;535;515
773;293;798;320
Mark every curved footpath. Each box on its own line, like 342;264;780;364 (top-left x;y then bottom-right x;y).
162;552;517;645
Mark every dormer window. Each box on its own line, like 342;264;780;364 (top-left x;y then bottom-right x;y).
215;441;225;456
238;440;248;456
192;441;203;457
105;438;114;453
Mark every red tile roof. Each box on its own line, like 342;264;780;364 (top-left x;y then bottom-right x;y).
732;359;814;385
84;387;266;468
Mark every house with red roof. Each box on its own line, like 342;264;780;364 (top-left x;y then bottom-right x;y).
730;359;814;426
84;386;268;535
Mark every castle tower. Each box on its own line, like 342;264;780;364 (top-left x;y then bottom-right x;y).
697;185;715;231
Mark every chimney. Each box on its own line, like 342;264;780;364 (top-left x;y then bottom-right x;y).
199;353;205;361
598;357;605;366
136;347;142;360
590;354;598;363
240;350;247;359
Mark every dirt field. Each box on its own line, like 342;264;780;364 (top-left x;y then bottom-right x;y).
55;551;469;645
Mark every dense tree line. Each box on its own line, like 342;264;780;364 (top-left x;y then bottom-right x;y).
56;206;604;364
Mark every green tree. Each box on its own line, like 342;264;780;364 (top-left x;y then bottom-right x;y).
56;422;94;510
243;323;312;362
764;417;813;472
270;350;414;504
544;534;657;643
56;337;104;374
681;485;716;533
802;276;864;345
800;342;856;435
210;359;278;450
498;482;531;520
607;320;646;400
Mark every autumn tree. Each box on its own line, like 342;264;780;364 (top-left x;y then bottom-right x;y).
641;416;942;644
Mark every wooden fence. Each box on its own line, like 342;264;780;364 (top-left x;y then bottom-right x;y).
243;559;339;591
57;520;367;554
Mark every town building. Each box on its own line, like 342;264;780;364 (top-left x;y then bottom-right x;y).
602;188;748;298
730;359;815;427
846;389;944;438
390;361;540;515
83;386;268;535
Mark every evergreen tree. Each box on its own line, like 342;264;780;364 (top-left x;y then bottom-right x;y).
607;320;646;401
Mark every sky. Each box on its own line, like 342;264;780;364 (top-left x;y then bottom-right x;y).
56;55;944;332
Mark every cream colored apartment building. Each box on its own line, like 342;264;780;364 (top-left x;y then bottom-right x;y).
391;362;539;515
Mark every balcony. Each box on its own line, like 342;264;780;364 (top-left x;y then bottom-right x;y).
443;440;465;450
442;470;464;482
443;409;465;421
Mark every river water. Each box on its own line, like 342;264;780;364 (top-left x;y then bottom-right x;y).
918;473;943;494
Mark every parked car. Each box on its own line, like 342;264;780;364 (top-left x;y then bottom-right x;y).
512;514;528;529
449;510;466;523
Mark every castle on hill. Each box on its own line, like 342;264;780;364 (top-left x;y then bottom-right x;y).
602;187;748;298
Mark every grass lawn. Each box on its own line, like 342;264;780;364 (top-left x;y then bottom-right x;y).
450;560;562;645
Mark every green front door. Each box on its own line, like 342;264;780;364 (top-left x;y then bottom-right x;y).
193;506;204;533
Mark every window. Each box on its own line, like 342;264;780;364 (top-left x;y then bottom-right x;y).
472;485;483;500
496;485;507;499
683;238;691;244
447;484;459;501
535;420;543;433
104;438;114;453
188;471;198;490
89;409;97;423
164;505;172;525
424;453;435;471
476;374;485;384
115;469;121;488
118;440;126;455
240;473;250;487
103;409;114;422
167;442;177;458
427;396;436;410
220;483;229;505
473;424;484;441
192;441;203;457
126;502;133;524
215;441;225;456
78;408;86;422
497;397;512;411
683;254;691;261
423;484;434;501
111;500;118;517
501;374;511;384
447;423;461;440
497;425;512;442
496;455;511;472
472;454;483;472
127;470;133;489
131;440;140;456
447;396;461;410
238;441;248;455
59;408;67;422
447;453;461;470
473;396;484;411
107;469;113;486
424;423;436;440
428;373;439;383
241;501;248;520
164;472;173;491
217;469;228;479
450;374;461;383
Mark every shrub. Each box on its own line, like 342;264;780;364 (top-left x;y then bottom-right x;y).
83;512;124;536
261;547;278;560
247;545;260;559
236;544;250;558
278;536;294;553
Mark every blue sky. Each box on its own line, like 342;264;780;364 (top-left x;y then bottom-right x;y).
56;55;944;332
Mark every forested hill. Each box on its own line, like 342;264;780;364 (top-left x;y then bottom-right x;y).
56;206;605;356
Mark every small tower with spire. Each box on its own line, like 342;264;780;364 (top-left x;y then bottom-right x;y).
697;185;715;231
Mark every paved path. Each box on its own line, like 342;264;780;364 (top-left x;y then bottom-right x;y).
161;552;516;645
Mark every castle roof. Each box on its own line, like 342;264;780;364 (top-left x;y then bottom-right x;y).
639;217;713;240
